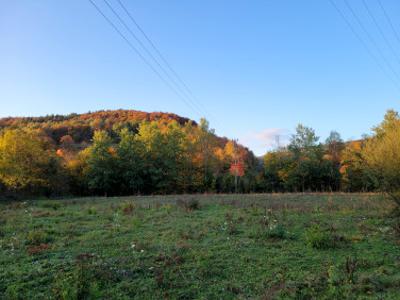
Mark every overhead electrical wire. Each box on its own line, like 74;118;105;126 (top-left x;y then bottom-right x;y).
102;0;211;122
343;0;400;83
377;0;400;47
115;0;219;124
88;0;205;120
361;0;400;67
328;0;400;92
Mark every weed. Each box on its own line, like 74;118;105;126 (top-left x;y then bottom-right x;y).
305;224;348;249
259;208;290;240
265;223;288;239
176;198;200;211
32;210;51;218
393;218;400;237
225;212;239;235
26;230;53;245
131;216;142;228
1;193;399;299
345;256;358;283
41;201;62;210
27;243;51;255
87;207;97;215
121;201;136;215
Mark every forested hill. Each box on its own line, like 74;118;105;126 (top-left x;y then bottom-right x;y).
0;110;198;145
1;109;397;198
0;109;259;197
0;109;193;126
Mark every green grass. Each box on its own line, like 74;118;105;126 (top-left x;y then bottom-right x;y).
1;193;400;299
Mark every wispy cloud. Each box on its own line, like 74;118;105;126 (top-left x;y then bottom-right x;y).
239;128;290;156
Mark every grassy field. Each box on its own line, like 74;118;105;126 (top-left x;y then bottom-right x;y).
1;193;400;299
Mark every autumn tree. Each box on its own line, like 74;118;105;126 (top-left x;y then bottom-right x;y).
263;150;292;192
262;124;342;192
362;110;400;207
340;141;375;192
0;129;63;196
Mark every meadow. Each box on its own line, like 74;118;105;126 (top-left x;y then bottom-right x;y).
1;193;400;299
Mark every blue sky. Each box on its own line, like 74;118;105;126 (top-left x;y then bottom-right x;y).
1;0;400;155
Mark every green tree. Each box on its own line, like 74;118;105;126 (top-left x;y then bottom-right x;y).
288;124;319;154
136;121;185;193
198;118;217;191
116;128;144;194
269;124;342;192
263;150;292;192
325;131;344;163
83;130;118;196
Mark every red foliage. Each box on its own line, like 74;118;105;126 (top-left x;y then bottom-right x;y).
230;162;245;177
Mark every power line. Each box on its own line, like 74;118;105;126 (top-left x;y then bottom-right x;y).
88;0;203;118
115;0;219;125
361;0;400;66
102;0;209;121
377;0;400;47
343;0;400;83
328;0;400;91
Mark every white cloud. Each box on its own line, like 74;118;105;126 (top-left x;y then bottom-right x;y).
239;128;290;156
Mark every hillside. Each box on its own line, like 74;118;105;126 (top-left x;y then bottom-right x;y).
0;109;253;153
0;109;259;197
0;110;196;145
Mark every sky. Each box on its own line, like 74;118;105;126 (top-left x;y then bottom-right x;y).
1;0;400;155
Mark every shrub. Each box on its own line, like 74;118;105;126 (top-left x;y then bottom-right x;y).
265;223;288;239
87;207;97;215
53;255;103;300
121;201;135;215
225;212;239;235
176;198;200;211
26;230;53;245
259;209;290;240
305;225;348;249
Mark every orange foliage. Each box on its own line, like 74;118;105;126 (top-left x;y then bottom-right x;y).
230;162;245;177
56;149;64;157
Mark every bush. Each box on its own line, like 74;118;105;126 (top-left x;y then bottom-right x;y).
305;225;348;249
53;256;103;300
87;207;97;215
259;209;290;240
120;201;135;215
176;198;200;211
26;230;53;245
266;223;288;239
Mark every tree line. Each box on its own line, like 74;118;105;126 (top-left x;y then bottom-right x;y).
0;109;399;200
0;116;258;197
